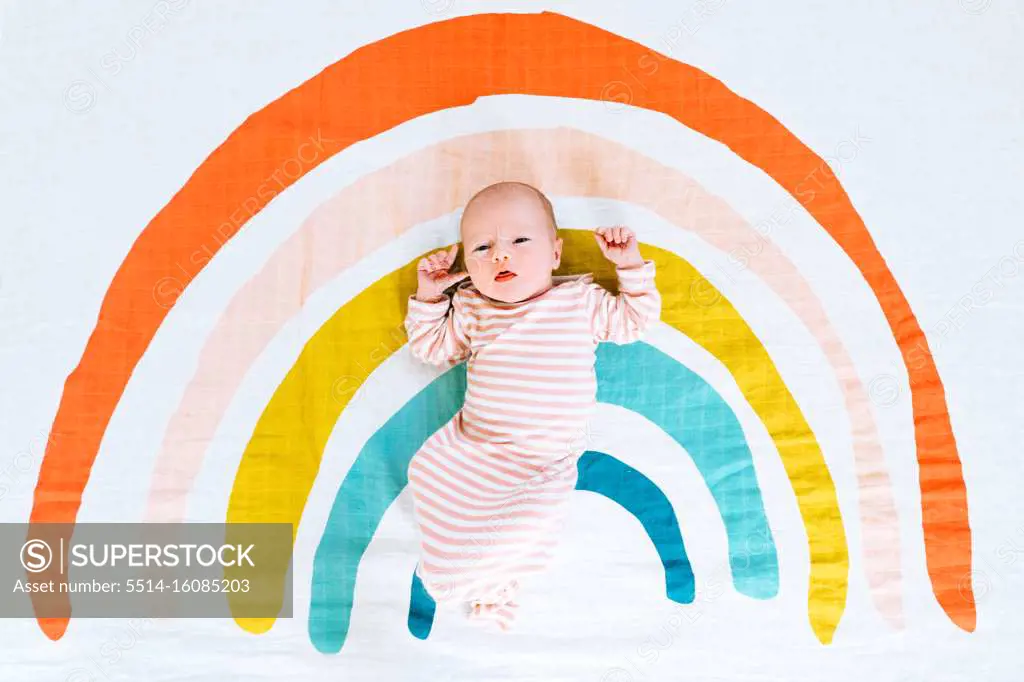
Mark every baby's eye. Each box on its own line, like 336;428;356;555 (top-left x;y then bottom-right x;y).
473;244;489;252
514;237;530;244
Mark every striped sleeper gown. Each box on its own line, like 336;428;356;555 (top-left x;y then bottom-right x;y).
403;259;661;630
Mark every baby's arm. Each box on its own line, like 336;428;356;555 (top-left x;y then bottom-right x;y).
404;288;474;367
583;260;662;344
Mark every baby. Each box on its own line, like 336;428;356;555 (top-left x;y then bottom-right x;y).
403;181;661;631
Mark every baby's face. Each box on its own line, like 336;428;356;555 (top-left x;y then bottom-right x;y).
460;191;563;303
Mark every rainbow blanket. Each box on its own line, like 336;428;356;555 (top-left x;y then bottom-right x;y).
1;5;1018;681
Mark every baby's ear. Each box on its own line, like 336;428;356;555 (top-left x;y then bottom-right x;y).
552;236;563;268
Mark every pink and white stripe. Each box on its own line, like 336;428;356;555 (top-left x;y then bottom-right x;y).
404;260;660;630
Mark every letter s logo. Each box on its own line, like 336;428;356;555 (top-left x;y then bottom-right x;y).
20;539;52;572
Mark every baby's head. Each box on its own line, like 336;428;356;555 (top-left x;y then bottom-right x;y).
459;181;563;303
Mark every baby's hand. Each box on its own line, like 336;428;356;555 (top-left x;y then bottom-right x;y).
594;226;644;268
415;244;470;302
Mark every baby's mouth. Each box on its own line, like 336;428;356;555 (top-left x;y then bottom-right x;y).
494;270;517;282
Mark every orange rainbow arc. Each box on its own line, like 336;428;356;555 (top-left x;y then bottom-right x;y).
28;10;972;641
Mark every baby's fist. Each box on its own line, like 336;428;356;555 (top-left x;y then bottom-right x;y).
594;226;644;268
415;243;469;302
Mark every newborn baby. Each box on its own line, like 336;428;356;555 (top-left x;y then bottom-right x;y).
403;181;661;631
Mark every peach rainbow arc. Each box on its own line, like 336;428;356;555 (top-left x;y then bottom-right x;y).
145;126;902;626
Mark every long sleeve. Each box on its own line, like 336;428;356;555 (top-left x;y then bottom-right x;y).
583;259;661;344
404;287;474;367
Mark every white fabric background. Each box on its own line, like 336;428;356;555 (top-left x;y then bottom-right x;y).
0;1;1021;680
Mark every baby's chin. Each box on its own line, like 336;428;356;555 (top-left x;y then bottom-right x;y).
471;274;550;303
